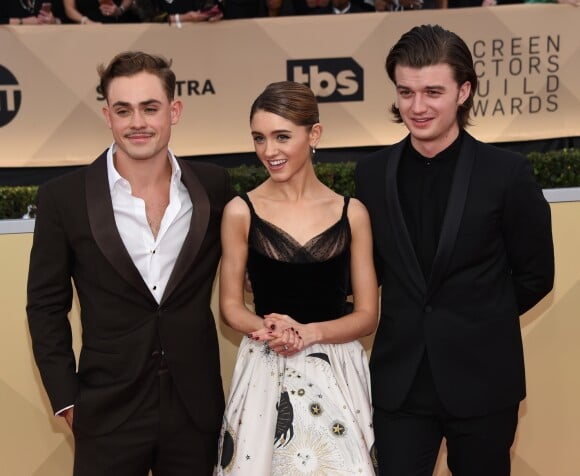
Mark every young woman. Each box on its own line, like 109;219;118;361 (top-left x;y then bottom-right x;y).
216;81;378;475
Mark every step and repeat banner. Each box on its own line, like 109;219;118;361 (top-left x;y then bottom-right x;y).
1;4;579;167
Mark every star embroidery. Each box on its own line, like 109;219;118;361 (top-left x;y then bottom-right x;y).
310;403;322;416
332;423;345;436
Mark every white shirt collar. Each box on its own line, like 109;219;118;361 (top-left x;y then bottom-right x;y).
106;143;182;193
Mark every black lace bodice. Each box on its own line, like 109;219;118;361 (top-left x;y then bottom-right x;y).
241;194;351;324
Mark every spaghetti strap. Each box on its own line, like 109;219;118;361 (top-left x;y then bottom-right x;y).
240;193;256;216
342;196;350;219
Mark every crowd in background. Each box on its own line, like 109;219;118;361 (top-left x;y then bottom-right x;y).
2;0;578;26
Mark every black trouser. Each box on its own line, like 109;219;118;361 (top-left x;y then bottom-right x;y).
74;365;218;476
373;356;519;476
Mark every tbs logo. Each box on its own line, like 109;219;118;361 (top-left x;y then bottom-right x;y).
0;65;21;127
287;58;363;103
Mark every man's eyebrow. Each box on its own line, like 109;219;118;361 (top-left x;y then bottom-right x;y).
111;99;163;108
396;84;445;89
395;84;446;91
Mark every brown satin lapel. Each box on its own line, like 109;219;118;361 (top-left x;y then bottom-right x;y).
385;139;427;295
161;160;211;304
426;134;476;297
85;154;154;301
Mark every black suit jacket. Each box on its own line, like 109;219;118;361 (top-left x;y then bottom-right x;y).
355;132;554;418
27;151;234;436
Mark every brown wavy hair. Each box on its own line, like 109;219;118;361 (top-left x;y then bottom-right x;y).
385;24;478;129
98;51;176;102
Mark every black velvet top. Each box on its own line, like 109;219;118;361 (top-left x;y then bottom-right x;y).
241;194;351;324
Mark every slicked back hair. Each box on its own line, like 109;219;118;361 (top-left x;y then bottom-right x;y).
250;81;319;128
386;24;478;128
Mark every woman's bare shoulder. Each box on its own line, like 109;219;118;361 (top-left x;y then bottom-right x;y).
223;195;250;219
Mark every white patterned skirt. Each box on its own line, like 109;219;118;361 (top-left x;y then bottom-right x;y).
216;337;377;475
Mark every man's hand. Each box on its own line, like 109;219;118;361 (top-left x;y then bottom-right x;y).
61;407;74;430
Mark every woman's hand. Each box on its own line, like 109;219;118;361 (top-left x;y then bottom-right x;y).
37;11;57;23
183;10;211;22
261;313;316;357
247;313;307;356
99;2;118;17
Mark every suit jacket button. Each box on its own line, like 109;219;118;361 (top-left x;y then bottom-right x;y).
424;305;433;313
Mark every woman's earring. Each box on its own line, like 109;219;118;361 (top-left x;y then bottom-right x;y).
311;147;316;157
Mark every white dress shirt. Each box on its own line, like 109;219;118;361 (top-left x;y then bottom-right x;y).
106;144;192;304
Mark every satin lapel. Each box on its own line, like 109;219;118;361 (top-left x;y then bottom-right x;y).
161;161;210;304
385;140;427;294
427;134;476;296
85;153;154;300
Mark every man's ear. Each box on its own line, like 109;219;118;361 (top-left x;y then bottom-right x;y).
458;80;471;106
170;99;183;125
102;105;112;129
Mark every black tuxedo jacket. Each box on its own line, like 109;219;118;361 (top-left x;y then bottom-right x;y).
355;132;554;418
27;151;234;436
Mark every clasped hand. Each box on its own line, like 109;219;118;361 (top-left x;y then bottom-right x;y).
248;313;307;357
36;11;57;24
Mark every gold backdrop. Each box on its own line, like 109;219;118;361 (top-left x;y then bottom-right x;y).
0;4;579;167
0;198;578;475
